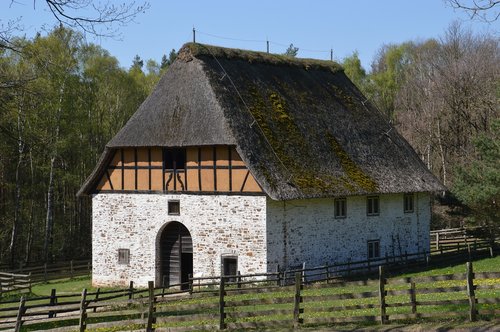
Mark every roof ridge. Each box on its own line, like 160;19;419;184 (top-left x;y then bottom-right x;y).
178;42;344;73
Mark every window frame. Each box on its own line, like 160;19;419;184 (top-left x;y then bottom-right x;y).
118;248;130;265
367;240;380;260
366;196;380;216
404;193;414;213
334;197;347;218
168;200;180;215
221;255;238;282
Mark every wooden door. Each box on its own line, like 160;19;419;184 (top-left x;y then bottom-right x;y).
159;222;193;289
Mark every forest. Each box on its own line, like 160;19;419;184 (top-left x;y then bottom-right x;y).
0;22;498;267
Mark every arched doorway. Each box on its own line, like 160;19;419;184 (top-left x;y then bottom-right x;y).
159;222;193;289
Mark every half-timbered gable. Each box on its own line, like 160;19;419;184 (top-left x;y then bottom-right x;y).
94;146;261;193
79;43;444;287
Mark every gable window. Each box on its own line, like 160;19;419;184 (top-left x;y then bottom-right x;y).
334;198;347;218
404;193;414;213
164;148;186;170
367;240;380;259
118;249;130;264
367;196;380;216
168;200;180;215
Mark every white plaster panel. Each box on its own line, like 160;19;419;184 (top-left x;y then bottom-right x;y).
92;193;267;287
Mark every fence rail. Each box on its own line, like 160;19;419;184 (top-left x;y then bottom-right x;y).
1;259;499;332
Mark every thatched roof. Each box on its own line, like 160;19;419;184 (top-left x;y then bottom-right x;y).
78;43;445;199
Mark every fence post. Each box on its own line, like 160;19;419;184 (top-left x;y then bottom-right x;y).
48;289;57;318
276;265;281;287
219;276;226;330
436;232;440;250
87;261;91;276
146;281;156;332
378;266;387;324
70;260;74;279
237;271;242;289
490;246;494;258
14;296;26;332
44;263;48;282
325;263;330;283
128;281;134;300
188;274;193;294
301;262;306;284
93;288;100;313
293;272;303;328
78;288;87;332
28;272;32;293
410;281;417;315
466;262;477;322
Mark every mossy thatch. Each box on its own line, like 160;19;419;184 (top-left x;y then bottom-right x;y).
183;43;343;73
78;43;445;199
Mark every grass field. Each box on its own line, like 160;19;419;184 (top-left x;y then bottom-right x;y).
2;255;499;331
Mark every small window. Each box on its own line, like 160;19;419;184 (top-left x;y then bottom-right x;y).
334;198;346;218
118;249;130;264
404;193;414;213
168;200;180;215
221;256;238;282
367;196;380;216
367;240;380;259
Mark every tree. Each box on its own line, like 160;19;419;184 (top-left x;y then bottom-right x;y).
341;51;367;90
446;0;500;22
453;120;500;228
161;49;177;69
131;54;144;70
0;25;154;265
366;43;412;119
395;23;499;187
283;43;299;57
5;0;150;37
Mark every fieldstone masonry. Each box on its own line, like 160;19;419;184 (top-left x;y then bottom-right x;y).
266;193;431;272
92;192;431;287
92;193;267;287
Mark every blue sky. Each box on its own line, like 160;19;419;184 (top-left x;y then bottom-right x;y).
2;1;498;70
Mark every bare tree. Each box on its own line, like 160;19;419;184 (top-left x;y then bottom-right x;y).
446;0;500;22
4;1;149;38
395;22;500;186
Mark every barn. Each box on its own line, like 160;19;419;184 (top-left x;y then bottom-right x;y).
78;43;444;287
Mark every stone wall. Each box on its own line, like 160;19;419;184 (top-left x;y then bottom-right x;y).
266;193;431;272
92;193;267;287
93;192;431;287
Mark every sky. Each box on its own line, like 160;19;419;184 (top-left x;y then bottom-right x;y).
2;0;499;70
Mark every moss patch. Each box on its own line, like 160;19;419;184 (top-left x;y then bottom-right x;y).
245;85;356;195
327;133;378;192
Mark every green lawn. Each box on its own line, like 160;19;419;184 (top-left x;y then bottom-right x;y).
1;255;498;331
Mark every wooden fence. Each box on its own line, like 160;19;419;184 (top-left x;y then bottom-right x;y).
430;227;497;253
1;260;91;284
1;260;499;332
0;273;31;297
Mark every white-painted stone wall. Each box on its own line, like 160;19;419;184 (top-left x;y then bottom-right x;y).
93;192;431;287
92;193;267;287
266;193;431;272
